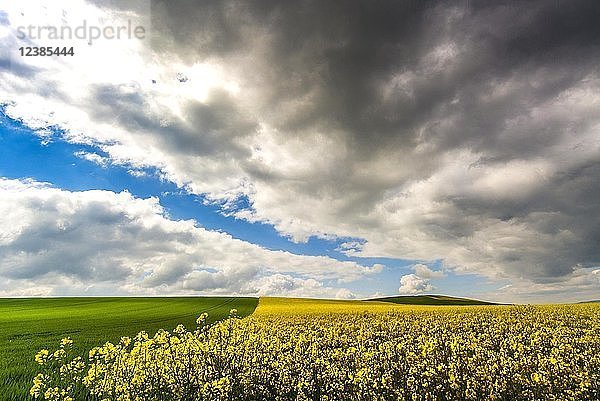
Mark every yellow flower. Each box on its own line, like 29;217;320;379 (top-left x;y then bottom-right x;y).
60;337;73;348
196;313;209;325
35;349;49;365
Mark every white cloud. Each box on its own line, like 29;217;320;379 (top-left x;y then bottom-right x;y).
74;151;110;167
335;288;357;300
482;268;600;304
398;274;434;295
0;178;374;297
413;264;444;279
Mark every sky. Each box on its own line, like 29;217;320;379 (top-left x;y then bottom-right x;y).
0;0;598;302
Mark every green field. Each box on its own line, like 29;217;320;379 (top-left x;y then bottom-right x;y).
0;297;258;401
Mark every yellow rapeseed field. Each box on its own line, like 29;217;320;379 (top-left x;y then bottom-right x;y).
31;298;600;401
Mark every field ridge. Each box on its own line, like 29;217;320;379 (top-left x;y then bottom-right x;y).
368;294;498;305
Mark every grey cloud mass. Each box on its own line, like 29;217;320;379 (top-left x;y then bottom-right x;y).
183;1;595;277
148;0;600;279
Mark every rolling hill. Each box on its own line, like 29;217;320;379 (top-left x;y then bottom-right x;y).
368;294;497;306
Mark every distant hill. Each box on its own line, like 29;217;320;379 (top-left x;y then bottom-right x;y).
578;300;600;303
368;294;498;306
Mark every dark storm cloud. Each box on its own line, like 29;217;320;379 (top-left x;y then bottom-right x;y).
151;0;599;152
147;0;600;281
152;0;435;149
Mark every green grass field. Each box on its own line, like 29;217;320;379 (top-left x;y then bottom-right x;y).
0;297;258;401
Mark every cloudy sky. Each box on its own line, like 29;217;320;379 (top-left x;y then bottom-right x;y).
0;0;598;302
